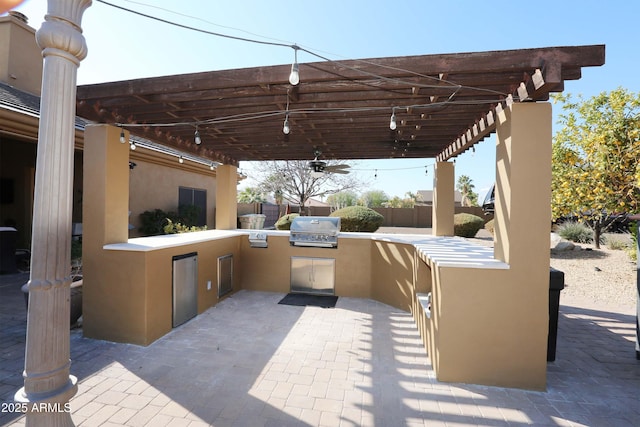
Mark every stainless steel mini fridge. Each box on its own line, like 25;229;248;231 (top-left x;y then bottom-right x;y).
172;252;198;327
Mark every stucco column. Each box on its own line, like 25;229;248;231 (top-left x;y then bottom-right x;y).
432;161;455;236
494;103;552;267
215;164;238;229
14;1;91;426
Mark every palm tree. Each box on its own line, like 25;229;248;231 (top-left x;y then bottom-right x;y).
237;187;266;203
456;175;478;207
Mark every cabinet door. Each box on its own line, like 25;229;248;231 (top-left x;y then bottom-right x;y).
291;256;313;293
311;258;335;295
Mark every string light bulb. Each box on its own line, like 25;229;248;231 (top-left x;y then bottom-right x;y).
289;46;300;86
389;109;397;130
119;129;126;143
283;114;290;135
129;141;136;150
210;162;214;171
179;155;184;164
194;126;201;145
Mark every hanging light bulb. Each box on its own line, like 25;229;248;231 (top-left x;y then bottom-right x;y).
283;115;290;135
210;162;214;171
179;155;184;164
389;109;397;130
194;128;201;145
129;141;136;150
119;129;126;144
289;46;300;86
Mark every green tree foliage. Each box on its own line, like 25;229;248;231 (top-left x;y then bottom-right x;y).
551;89;640;248
384;192;421;208
237;186;266;203
359;190;389;208
456;175;478;207
326;191;358;210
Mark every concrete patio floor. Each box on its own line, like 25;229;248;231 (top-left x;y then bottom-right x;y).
1;271;639;426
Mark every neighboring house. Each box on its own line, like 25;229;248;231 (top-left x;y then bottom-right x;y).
416;190;463;207
0;12;220;248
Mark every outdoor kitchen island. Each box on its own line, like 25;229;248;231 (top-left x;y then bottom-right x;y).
86;227;550;391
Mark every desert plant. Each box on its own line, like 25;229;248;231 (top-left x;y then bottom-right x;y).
556;221;593;243
484;219;495;235
329;206;384;232
275;213;299;230
453;213;484;238
626;221;637;261
603;233;632;251
163;219;207;234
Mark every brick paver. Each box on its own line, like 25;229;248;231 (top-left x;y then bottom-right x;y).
1;272;639;426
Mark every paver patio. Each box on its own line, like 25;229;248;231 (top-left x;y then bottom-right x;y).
1;271;639;426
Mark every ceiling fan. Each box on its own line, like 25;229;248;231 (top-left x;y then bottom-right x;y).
308;150;350;178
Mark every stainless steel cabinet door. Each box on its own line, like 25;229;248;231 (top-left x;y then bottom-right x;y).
290;256;335;295
310;258;335;295
172;253;198;327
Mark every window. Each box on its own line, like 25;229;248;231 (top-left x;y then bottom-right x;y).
178;187;207;226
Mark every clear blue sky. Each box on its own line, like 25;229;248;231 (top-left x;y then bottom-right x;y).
10;0;640;200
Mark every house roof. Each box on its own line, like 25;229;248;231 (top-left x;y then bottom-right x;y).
75;45;605;167
0;81;220;168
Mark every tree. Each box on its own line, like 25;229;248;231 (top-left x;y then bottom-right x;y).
326;191;358;210
253;160;362;215
403;191;423;208
384;193;418;208
456;175;478;207
551;88;640;248
359;190;389;208
237;186;266;203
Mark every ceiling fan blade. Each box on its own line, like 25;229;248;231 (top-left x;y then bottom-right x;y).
324;164;350;171
327;169;350;174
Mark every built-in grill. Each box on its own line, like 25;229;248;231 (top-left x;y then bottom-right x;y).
289;216;340;248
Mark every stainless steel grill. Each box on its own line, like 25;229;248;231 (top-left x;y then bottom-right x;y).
289;216;340;248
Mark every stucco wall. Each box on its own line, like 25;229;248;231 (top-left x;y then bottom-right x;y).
128;155;217;235
240;235;372;298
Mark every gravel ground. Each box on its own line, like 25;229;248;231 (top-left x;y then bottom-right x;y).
550;241;638;314
472;230;638;314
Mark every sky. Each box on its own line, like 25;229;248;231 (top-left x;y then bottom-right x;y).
8;0;640;201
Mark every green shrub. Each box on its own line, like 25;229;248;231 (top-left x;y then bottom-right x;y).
139;209;170;236
140;205;203;236
329;206;384;232
163;219;207;234
453;213;484;238
556;221;593;243
275;213;299;230
484;219;495;235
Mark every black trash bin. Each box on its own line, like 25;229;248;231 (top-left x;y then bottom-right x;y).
548;267;565;362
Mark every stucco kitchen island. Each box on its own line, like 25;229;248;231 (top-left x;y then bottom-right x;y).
84;228;550;390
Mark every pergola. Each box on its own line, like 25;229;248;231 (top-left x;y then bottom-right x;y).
18;1;606;425
75;45;605;165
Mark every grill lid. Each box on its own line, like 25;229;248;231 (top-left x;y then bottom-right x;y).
290;216;340;235
290;216;341;248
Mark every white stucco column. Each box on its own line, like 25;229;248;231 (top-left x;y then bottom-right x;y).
14;1;91;426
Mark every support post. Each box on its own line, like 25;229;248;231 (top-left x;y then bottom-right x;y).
14;1;91;426
432;161;454;236
215;164;238;229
